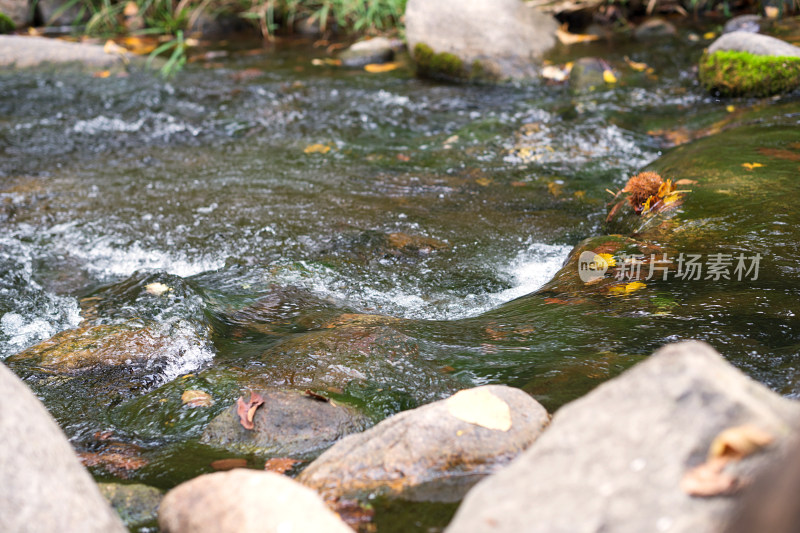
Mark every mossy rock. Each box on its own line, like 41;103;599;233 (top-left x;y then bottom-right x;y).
98;483;163;529
412;43;494;82
698;50;800;97
0;12;14;34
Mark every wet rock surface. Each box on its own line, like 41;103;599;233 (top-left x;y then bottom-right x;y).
98;482;163;529
158;470;352;533
0;362;126;533
201;388;369;457
446;341;800;533
339;37;395;67
298;385;549;502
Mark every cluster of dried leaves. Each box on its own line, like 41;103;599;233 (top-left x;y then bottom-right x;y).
681;424;774;497
607;171;690;220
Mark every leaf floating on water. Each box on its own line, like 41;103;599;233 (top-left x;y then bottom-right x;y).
542;64;570;82
624;56;649;72
741;162;763;170
709;425;774;461
304;143;331;154
556;23;600;45
311;58;342;66
475;177;493;187
181;389;214;408
211;458;248;471
364;62;401;73
93;70;111;78
603;69;617;84
610;281;646;295
758;147;800;162
236;391;264;430
145;282;171;296
265;457;300;474
681;457;739;497
304;389;330;402
447;388;512;431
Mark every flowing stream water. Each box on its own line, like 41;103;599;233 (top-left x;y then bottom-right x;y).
2;24;800;531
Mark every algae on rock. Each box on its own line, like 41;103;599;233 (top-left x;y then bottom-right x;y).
699;50;800;97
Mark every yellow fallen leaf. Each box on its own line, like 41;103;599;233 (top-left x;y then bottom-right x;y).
596;253;616;267
181;389;214;408
610;281;646;294
726;104;735;113
311;58;342;66
624;56;648;72
475;177;492;187
145;282;171;296
121;36;157;55
662;191;681;206
447;388;512;431
741;162;763;170
765;5;779;17
304;143;331;154
364;62;401;73
603;69;617;84
103;40;127;55
709;425;774;461
703;31;716;40
93;70;111;78
556;24;600;45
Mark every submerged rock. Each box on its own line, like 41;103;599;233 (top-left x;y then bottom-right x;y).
699;32;800;96
8;323;177;371
339;37;395;68
201;388;369;457
0;362;127;533
298;385;549;502
159;470;352;533
568;57;617;92
405;0;558;81
633;17;677;40
446;341;800;533
98;483;163;529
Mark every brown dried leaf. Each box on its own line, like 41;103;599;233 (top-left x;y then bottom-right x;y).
264;457;300;474
304;389;330;402
681;457;740;497
236;391;264;430
709;425;774;461
210;458;248;471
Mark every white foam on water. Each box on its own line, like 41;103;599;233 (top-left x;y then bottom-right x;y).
149;319;215;384
62;237;224;279
269;241;572;321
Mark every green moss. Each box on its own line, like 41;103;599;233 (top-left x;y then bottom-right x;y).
0;12;14;34
413;42;492;82
698;50;800;97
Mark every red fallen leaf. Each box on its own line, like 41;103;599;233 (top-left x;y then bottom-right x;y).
211;458;248;471
304;389;330;402
264;457;300;474
79;444;148;478
758;147;800;162
236;391;264;430
544;298;570;305
93;430;114;441
396;153;411;161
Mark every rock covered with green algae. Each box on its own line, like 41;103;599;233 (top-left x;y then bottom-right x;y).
699;31;800;96
98;483;163;529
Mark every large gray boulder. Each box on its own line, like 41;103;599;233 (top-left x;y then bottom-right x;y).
298;385;549;502
0;362;127;533
405;0;558;81
0;35;131;69
158;470;352;533
708;30;800;57
446;341;800;533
